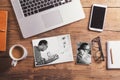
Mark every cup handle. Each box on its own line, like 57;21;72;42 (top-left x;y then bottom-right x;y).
11;60;17;67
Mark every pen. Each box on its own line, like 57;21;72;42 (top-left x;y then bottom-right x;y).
110;48;113;64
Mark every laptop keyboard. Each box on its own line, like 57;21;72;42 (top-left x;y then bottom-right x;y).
19;0;72;17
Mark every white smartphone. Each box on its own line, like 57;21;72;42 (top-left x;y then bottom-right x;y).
89;4;107;32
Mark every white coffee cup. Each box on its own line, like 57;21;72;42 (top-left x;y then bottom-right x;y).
9;44;28;67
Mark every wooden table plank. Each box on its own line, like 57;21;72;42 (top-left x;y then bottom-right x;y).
0;0;11;7
81;0;120;7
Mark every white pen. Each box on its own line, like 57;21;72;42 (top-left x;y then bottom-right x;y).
110;48;113;64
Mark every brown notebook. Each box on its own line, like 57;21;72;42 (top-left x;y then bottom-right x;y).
0;11;8;51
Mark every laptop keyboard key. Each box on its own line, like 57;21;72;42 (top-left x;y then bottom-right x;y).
19;0;72;17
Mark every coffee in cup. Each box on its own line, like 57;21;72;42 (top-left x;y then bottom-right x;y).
9;44;28;67
12;46;24;59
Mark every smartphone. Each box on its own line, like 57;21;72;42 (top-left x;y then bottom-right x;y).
89;4;107;32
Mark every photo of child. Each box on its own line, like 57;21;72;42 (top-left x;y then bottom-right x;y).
76;42;91;64
32;34;74;67
34;40;59;65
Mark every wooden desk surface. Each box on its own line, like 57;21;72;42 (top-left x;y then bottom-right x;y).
1;0;120;80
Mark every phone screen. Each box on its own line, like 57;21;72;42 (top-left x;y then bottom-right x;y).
91;6;106;29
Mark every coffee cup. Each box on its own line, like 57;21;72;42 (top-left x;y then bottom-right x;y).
9;44;28;67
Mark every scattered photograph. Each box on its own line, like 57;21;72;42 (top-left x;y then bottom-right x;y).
76;42;91;64
32;34;74;67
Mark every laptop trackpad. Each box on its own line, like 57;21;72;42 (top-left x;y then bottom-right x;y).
42;10;63;28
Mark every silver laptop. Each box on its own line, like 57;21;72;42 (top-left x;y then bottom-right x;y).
11;0;85;38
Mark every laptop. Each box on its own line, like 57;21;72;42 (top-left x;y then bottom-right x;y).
11;0;85;38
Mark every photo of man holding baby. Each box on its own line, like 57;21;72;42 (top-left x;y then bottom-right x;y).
76;42;91;64
34;40;59;66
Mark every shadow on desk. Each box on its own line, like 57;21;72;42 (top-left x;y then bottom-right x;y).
0;51;11;74
34;69;73;80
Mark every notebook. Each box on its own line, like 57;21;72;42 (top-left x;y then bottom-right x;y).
107;41;120;69
32;34;74;67
0;11;8;51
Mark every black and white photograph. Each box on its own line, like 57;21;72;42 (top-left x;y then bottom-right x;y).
32;34;74;67
76;42;91;64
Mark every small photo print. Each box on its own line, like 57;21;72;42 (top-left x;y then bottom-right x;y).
76;42;91;64
32;34;74;67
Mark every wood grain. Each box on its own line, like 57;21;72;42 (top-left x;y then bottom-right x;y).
1;0;120;80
